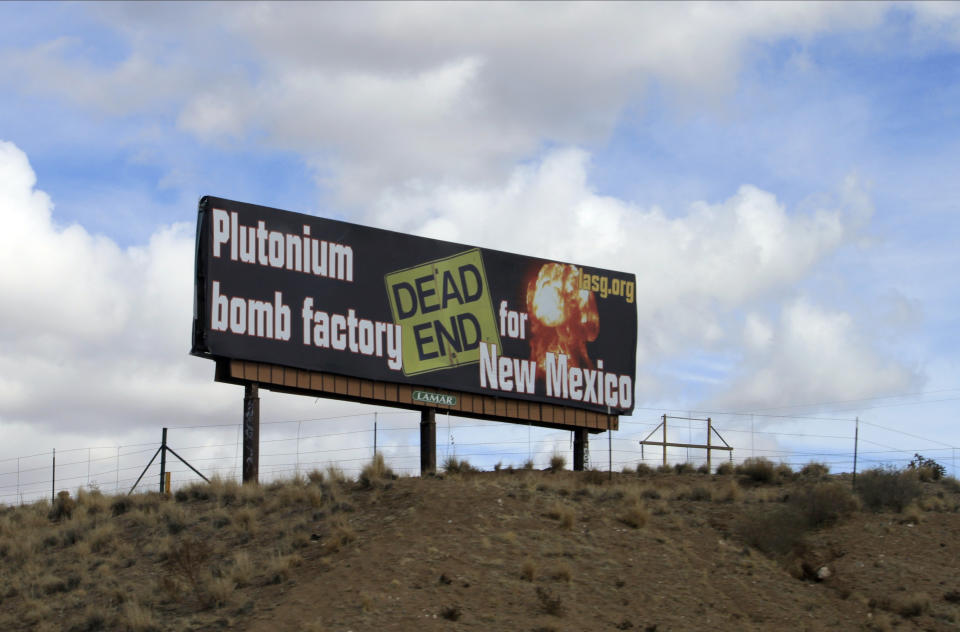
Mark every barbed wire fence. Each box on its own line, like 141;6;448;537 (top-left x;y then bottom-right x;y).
2;409;957;506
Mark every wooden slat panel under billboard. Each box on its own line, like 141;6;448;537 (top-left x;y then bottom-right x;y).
221;360;616;432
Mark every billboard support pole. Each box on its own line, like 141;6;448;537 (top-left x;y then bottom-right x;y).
420;408;436;475
243;383;260;485
573;428;587;471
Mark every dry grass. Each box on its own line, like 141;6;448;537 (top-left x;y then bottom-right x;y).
546;501;576;529
3;466;957;630
359;453;395;488
549;452;566;472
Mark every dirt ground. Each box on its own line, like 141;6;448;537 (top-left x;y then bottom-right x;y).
2;467;959;631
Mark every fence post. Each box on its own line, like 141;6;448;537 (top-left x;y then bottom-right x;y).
116;447;120;494
160;427;168;494
17;457;20;504
51;448;55;503
852;417;859;489
296;421;302;473
374;412;378;457
707;417;712;473
607;408;612;480
662;414;667;467
87;447;91;488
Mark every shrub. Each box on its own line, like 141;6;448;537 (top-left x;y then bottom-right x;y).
674;462;695;475
48;491;75;522
635;463;652;476
549;453;566;472
581;469;606;485
799;462;830;479
774;462;794;481
715;461;735;476
442;457;475;475
735;504;807;557
696;463;710;475
546;502;575;529
359;453;394;488
942;476;960;493
522;458;535;471
791;481;858;528
737;458;776;483
536;586;565;617
520;559;536;582
909;454;945;481
856;466;922;512
618;502;649;529
655;464;673;474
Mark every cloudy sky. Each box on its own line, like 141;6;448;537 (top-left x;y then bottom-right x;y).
1;2;959;492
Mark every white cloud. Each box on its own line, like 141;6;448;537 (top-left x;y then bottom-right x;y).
1;2;902;202
715;299;919;411
0;140;223;430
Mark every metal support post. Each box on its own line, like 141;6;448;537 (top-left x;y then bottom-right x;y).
420;408;436;475
573;428;588;471
243;383;260;484
51;449;55;503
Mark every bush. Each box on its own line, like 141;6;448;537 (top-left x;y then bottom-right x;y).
674;462;696;475
48;491;75;522
737;458;776;483
856;466;923;512
635;463;652;476
715;461;735;476
549;453;566;472
696;463;710;475
799;462;830;479
790;481;858;528
909;454;945;481
774;462;794;481
734;505;806;557
442;457;475;475
359;453;394;488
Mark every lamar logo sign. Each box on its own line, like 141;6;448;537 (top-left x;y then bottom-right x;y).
412;390;458;407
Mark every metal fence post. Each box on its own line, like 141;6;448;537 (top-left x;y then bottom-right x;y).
51;448;55;503
852;417;859;489
160;427;168;494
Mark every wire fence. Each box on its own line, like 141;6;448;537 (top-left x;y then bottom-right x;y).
2;409;957;506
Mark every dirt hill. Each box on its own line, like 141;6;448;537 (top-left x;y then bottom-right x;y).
2;458;959;631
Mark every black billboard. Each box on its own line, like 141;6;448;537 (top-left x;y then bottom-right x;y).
192;196;637;414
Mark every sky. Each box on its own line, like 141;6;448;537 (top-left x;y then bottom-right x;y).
1;2;959;497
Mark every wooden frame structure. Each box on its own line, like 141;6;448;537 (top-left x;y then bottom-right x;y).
640;414;732;472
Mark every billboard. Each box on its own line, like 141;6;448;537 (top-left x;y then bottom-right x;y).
192;196;637;415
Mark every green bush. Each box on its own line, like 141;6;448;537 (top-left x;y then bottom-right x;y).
909;454;945;481
856;466;922;512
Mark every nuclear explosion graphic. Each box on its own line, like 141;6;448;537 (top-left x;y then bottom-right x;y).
525;262;599;380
